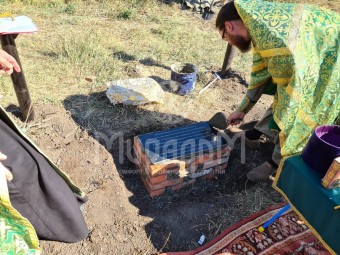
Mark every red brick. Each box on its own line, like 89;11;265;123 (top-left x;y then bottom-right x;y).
171;179;196;191
140;176;165;197
203;157;229;170
134;137;142;156
134;149;168;184
149;189;166;197
141;175;183;191
148;174;168;184
134;148;147;172
139;152;152;174
193;152;215;165
134;138;149;166
189;145;231;167
134;137;153;173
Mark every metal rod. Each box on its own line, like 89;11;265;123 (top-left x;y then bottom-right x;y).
220;43;235;78
1;34;35;121
199;76;218;95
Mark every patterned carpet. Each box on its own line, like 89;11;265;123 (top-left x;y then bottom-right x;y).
161;204;330;255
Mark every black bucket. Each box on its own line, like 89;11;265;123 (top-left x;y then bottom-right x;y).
170;63;197;95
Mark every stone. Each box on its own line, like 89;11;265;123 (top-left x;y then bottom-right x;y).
106;77;164;105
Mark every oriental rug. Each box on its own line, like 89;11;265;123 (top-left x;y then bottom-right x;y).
161;204;330;255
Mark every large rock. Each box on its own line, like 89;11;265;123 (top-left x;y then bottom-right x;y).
106;77;164;105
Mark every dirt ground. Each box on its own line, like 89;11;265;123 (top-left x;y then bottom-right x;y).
1;1;338;254
5;72;285;255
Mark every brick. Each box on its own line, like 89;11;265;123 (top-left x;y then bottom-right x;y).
171;179;196;191
140;176;165;197
135;136;188;177
149;189;166;197
134;149;168;184
141;175;183;191
193;152;215;165
203;157;229;170
134;137;142;156
148;174;168;184
149;160;186;176
134;148;147;172
134;137;153;173
189;145;231;167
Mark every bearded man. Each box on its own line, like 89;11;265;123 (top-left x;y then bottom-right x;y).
216;0;340;181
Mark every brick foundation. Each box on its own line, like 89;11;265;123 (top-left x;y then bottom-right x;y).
134;122;232;197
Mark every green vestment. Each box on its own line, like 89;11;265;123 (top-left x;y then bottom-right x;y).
235;0;340;157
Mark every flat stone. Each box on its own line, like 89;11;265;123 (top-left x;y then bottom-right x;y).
106;77;164;105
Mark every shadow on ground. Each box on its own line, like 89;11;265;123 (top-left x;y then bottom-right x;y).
112;50;171;70
63;92;283;253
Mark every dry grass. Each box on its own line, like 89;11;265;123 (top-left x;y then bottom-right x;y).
0;0;336;115
0;0;256;138
0;0;242;105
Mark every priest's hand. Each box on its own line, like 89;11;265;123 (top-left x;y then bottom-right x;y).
228;110;245;125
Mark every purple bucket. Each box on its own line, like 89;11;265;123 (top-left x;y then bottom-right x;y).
301;125;340;175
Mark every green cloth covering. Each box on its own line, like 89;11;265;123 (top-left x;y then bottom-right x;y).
273;155;340;254
0;106;86;254
235;0;340;157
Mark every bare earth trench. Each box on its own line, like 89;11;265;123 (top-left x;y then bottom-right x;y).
8;76;283;254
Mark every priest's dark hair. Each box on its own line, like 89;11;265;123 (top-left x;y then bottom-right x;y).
215;1;241;30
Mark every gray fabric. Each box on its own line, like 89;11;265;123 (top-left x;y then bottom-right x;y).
0;119;88;243
254;106;282;165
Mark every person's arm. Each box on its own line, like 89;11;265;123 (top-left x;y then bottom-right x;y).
228;50;274;124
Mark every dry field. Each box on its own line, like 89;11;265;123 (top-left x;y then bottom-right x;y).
0;0;338;254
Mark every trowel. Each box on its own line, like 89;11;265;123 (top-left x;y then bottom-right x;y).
208;112;243;135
